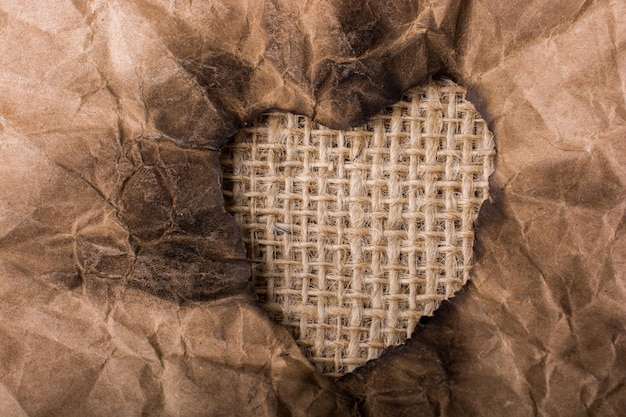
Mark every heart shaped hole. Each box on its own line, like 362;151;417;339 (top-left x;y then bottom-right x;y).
220;78;495;376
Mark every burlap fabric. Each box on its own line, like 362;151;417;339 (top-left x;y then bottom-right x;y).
220;79;496;375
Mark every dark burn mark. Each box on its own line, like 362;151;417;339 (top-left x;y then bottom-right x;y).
333;0;383;57
313;57;408;129
80;139;252;302
129;251;250;302
119;166;174;242
144;76;234;150
180;52;255;118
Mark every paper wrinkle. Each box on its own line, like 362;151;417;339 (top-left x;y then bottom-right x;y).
1;0;625;415
0;383;29;417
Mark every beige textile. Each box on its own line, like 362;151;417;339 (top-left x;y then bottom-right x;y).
220;79;496;375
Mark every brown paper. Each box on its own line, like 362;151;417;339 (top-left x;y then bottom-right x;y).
0;0;624;415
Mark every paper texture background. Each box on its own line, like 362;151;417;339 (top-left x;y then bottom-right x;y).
0;0;624;416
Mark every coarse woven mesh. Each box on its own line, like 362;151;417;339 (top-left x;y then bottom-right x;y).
220;79;496;376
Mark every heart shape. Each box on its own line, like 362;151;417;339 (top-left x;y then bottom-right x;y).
221;79;495;376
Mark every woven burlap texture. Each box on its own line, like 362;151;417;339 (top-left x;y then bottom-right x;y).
220;79;496;376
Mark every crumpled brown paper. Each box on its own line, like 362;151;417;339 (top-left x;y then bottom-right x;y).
0;0;624;416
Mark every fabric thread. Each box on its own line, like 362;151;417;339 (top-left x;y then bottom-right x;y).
220;79;496;376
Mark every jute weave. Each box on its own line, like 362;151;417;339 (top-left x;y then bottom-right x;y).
220;79;496;376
